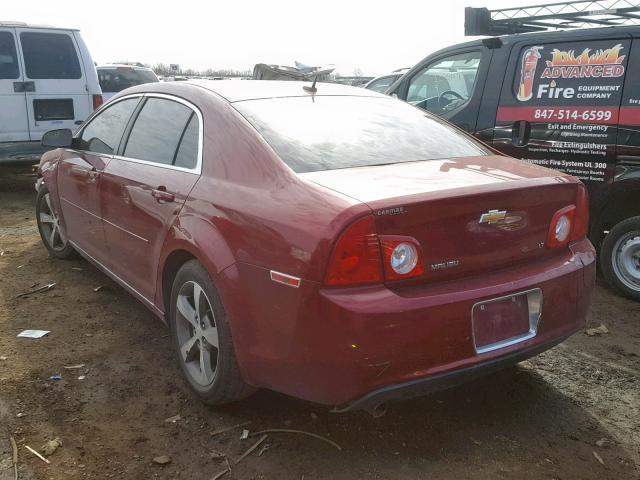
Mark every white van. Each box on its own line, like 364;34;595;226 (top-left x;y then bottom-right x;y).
0;22;102;165
97;64;159;102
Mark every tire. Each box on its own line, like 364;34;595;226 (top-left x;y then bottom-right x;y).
35;185;76;260
600;216;640;302
169;260;255;404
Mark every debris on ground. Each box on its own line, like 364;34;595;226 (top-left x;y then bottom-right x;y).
24;445;50;464
235;434;268;465
41;437;62;457
16;283;56;298
10;436;18;480
240;429;249;440
152;455;171;465
593;451;605;465
16;330;50;339
210;467;230;480
596;438;612;448
77;375;86;380
49;374;62;381
258;442;270;457
16;412;25;418
164;414;181;423
0;355;7;361
210;421;251;437
63;364;85;370
586;324;610;336
249;429;342;451
93;286;103;292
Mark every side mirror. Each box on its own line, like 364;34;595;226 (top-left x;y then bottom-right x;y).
41;129;73;148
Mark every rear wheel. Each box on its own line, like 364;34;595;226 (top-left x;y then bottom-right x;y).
600;216;640;302
169;260;255;404
36;186;76;259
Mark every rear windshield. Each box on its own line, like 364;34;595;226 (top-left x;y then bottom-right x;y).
98;68;158;93
233;95;488;173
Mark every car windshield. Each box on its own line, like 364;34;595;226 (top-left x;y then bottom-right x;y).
234;95;488;173
98;68;158;93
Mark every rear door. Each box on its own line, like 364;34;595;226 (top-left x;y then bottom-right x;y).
0;27;29;142
493;33;631;198
17;28;91;141
100;95;201;301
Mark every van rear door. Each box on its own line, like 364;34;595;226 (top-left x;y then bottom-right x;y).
0;27;29;142
493;33;631;194
16;28;91;141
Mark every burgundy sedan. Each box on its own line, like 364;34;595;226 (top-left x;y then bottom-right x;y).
35;80;595;415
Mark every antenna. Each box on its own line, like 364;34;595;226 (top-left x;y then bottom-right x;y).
303;75;318;93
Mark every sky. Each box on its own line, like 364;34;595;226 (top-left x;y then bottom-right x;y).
4;0;537;76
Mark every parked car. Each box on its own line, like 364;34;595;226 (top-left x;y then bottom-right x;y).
35;80;595;414
387;25;640;301
97;64;159;101
363;68;409;93
0;21;102;166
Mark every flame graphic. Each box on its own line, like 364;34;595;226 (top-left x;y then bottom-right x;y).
546;44;625;66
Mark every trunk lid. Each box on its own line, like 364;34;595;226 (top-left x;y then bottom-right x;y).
301;155;582;282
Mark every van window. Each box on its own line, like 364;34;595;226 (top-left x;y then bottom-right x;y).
407;51;482;115
20;32;81;79
79;98;139;154
123;98;197;167
0;32;19;79
234;95;488;173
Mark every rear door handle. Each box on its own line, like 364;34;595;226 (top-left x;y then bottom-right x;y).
152;188;175;203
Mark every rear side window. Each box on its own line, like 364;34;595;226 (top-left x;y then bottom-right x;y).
123;97;199;168
234;96;488;173
0;32;19;79
79;98;139;154
367;75;397;93
98;68;159;93
20;32;81;79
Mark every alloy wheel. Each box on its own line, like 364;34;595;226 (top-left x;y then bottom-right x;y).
39;193;67;251
175;281;219;386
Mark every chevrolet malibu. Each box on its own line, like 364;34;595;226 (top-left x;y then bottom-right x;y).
35;80;595;415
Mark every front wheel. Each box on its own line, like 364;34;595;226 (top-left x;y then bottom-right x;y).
36;186;76;259
600;216;640;302
169;260;255;405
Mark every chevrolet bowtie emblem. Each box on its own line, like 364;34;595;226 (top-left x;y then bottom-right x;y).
479;209;507;224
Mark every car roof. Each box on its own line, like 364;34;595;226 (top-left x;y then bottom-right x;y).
0;21;78;31
97;64;153;70
184;79;386;103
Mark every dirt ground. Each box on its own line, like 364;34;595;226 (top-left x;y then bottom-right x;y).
0;167;638;480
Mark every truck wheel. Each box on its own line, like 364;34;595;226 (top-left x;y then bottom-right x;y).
600;216;640;301
169;260;255;405
36;186;76;260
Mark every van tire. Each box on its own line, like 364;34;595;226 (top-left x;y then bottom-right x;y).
169;260;255;405
600;216;640;302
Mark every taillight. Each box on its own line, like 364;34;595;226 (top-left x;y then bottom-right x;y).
546;185;590;249
380;236;425;281
325;216;382;286
92;94;103;110
571;184;589;241
325;217;425;286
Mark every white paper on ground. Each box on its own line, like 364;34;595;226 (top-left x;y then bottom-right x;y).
17;330;50;339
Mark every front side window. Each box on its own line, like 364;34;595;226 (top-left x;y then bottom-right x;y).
123;98;199;168
234;95;488;173
78;98;139;154
407;51;482;115
20;32;81;79
0;32;19;79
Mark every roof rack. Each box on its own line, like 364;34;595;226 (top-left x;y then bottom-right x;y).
465;0;640;36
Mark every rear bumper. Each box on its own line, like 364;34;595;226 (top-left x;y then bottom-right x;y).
335;328;576;414
223;238;596;407
0;141;47;166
